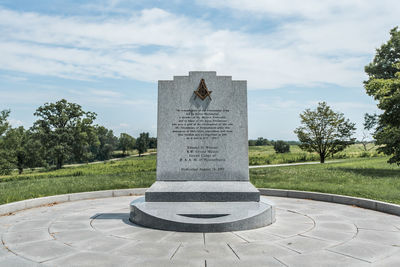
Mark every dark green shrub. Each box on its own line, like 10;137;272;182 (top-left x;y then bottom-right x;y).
273;140;290;153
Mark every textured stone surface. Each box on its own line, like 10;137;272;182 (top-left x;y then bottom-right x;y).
157;71;248;181
1;195;399;266
145;181;260;202
130;197;275;232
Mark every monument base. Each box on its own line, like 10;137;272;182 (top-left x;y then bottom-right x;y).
129;197;275;232
145;181;260;202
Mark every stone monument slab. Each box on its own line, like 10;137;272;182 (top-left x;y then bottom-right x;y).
157;71;248;181
130;71;275;232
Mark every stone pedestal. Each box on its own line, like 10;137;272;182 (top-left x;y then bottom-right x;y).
130;72;275;232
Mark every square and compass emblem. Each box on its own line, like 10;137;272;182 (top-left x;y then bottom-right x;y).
194;79;212;100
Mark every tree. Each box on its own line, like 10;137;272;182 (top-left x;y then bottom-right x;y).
248;140;256;146
294;102;356;163
3;127;44;174
255;137;269;146
0;109;10;136
118;133;135;156
273;140;290;153
364;27;400;164
136;132;149;156
148;137;157;149
94;126;118;160
0;109;13;175
32;99;97;169
360;113;378;151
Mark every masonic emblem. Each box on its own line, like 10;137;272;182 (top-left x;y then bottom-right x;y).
194;79;212;100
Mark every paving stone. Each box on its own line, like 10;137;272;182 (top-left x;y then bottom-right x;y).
160;232;204;245
111;241;178;259
3;229;52;245
207;257;285;267
56;213;94;222
356;229;400;246
49;221;92;232
311;214;344;222
230;241;298;259
278;250;370;267
262;221;314;238
276;235;336;253
372;252;400;267
354;219;400;231
1;194;399;265
0;245;9;257
205;232;247;245
8;219;51;232
52;229;102;245
70;235;132;252
123;228;174;241
172;243;238;262
10;240;76;263
138;258;204;267
315;221;356;233
44;251;131;266
0;254;40;266
90;216;132;232
233;229;283;242
102;224;147;238
301;228;355;243
328;239;400;263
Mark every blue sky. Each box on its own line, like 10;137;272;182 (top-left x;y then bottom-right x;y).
0;0;399;140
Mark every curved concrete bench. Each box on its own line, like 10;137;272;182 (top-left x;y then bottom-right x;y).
1;188;399;217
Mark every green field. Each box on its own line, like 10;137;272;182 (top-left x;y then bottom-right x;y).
251;157;400;204
0;153;399;205
249;144;381;165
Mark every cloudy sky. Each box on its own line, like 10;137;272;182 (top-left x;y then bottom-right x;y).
0;0;398;140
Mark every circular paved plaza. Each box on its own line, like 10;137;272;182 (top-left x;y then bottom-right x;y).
0;195;399;266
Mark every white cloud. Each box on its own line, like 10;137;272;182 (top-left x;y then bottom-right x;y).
89;89;121;97
119;123;129;127
8;118;24;127
0;3;398;89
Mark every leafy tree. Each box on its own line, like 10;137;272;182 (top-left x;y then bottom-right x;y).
3;127;44;174
136;132;149;157
118;133;135;156
273;140;290;153
359;113;378;151
364;27;400;164
255;137;269;146
365;27;400;80
71;121;99;163
0;109;10;136
148;137;157;149
32;99;97;169
294;102;356;163
248;140;257;146
0;109;13;175
94;126;118;160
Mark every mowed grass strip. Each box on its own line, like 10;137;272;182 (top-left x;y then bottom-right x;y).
0;155;399;205
251;157;400;204
0;155;156;204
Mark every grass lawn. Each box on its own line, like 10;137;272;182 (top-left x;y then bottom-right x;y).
0;155;156;205
248;143;381;165
251;157;400;204
0;154;399;205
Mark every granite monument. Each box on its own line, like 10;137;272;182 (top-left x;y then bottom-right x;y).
130;71;275;232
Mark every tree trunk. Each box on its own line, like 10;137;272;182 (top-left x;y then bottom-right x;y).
56;155;64;169
320;153;325;163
